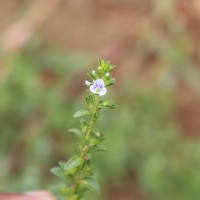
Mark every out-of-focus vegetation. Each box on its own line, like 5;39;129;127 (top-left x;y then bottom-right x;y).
1;46;200;200
0;47;92;191
1;0;200;200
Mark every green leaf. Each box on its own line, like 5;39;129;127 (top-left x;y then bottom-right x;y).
87;72;98;80
98;59;116;72
80;118;89;133
89;144;108;153
86;95;94;108
93;145;109;152
73;110;90;118
58;161;66;169
68;128;83;139
105;78;116;86
91;128;100;137
98;59;108;71
90;135;105;146
99;101;116;109
81;176;100;194
64;156;83;171
98;59;104;67
51;167;65;179
108;64;116;71
51;166;73;183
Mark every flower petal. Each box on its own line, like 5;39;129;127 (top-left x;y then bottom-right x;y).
85;80;91;86
90;85;97;94
94;79;105;88
99;87;107;96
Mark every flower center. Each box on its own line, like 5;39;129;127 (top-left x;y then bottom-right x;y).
95;87;101;93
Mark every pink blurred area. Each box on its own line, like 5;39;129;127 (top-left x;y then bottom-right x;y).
0;191;55;200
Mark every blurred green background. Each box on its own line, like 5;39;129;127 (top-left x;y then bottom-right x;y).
1;0;200;200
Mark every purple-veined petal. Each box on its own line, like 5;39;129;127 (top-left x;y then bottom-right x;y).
99;87;107;96
94;79;105;88
90;85;97;94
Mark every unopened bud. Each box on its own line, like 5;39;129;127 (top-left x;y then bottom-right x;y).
96;132;100;137
82;145;88;151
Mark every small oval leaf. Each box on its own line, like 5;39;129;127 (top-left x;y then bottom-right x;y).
93;145;109;152
73;110;90;118
51;167;65;179
99;101;116;109
68;128;83;139
64;156;83;171
81;176;100;194
58;161;66;169
86;95;94;108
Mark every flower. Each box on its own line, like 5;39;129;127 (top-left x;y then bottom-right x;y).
85;80;91;86
90;79;107;96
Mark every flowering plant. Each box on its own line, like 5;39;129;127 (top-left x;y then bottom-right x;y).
51;59;116;200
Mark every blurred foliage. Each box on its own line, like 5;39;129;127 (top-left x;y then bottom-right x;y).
0;46;92;191
92;81;200;200
1;45;200;200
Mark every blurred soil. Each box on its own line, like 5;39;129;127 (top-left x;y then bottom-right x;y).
106;182;148;200
41;0;200;137
1;0;200;199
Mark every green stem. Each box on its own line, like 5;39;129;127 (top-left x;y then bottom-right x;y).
71;95;99;198
85;95;99;140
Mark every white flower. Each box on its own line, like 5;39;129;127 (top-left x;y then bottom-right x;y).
89;79;107;96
